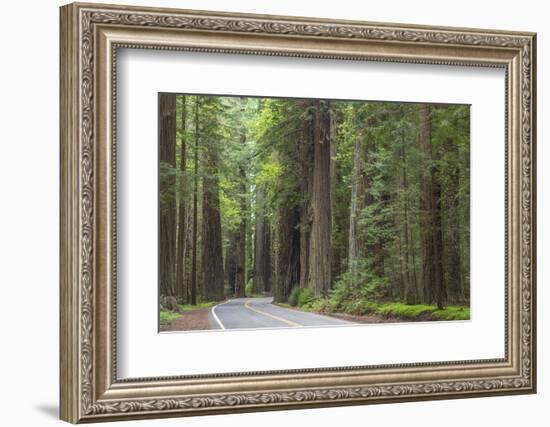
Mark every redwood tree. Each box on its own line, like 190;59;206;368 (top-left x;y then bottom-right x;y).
189;97;200;305
308;101;332;296
159;93;177;297
175;96;188;302
200;101;225;301
419;104;446;308
234;131;247;298
252;189;272;294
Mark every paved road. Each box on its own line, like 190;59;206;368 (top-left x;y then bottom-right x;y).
210;297;352;330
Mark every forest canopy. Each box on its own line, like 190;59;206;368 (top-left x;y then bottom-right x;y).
158;93;470;321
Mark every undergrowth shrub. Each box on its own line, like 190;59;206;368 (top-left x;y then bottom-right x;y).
297;288;314;307
288;287;301;307
328;262;389;314
288;287;315;307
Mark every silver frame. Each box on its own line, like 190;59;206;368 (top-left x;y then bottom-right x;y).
60;2;536;423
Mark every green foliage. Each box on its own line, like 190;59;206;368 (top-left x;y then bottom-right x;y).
253;99;311;212
255;160;282;187
178;301;218;311
375;303;434;318
430;306;470;321
297;288;314;307
159;310;182;325
253;158;283;219
159;161;180;211
245;278;254;297
288;287;301;307
330;264;391;311
288;288;316;308
309;298;339;313
342;300;380;315
219;178;241;232
164;93;470;313
289;297;469;321
375;303;470;321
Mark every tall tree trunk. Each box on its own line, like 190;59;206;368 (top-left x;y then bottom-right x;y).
252;215;264;294
401;140;417;304
225;232;238;295
308;101;332;296
419;104;446;308
431;157;446;310
159;93;177;297
263;223;272;293
397;232;407;299
253;189;272;294
201;143;225;301
299;101;314;289
419;104;434;305
190;97;199;305
184;207;193;302
443;136;464;303
274;205;301;302
348;114;377;280
201;120;224;301
410;225;420;301
235;131;247;298
348;135;365;277
175;96;187;302
329;105;344;280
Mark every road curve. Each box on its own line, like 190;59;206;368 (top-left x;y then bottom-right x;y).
211;297;352;330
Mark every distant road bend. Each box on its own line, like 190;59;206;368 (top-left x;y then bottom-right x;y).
210;297;352;330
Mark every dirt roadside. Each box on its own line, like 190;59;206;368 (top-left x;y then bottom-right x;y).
160;307;213;332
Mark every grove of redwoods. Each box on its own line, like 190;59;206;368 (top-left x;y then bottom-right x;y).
159;93;470;320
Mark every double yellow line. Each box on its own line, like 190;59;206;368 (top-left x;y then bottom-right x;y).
244;300;302;327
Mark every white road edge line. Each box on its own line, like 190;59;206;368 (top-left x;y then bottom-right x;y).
211;300;230;330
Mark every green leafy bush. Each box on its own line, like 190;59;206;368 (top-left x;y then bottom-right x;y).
285;270;470;322
297;288;314;307
288;287;301;307
329;264;390;313
341;299;379;315
309;298;326;312
288;287;315;307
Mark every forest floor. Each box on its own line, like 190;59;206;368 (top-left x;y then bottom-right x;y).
276;302;470;323
160;301;221;332
276;303;391;324
160;307;223;332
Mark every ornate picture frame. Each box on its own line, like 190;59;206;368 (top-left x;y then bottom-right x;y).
60;2;536;423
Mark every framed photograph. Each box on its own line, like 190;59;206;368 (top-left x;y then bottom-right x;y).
60;2;537;423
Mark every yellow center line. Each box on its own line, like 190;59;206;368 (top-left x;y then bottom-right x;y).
244;300;303;327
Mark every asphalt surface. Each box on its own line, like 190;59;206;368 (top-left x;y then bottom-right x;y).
210;297;352;330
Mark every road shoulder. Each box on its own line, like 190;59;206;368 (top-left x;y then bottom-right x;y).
273;303;390;324
160;307;215;332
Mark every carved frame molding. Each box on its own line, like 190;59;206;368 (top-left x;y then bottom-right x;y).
60;2;536;423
